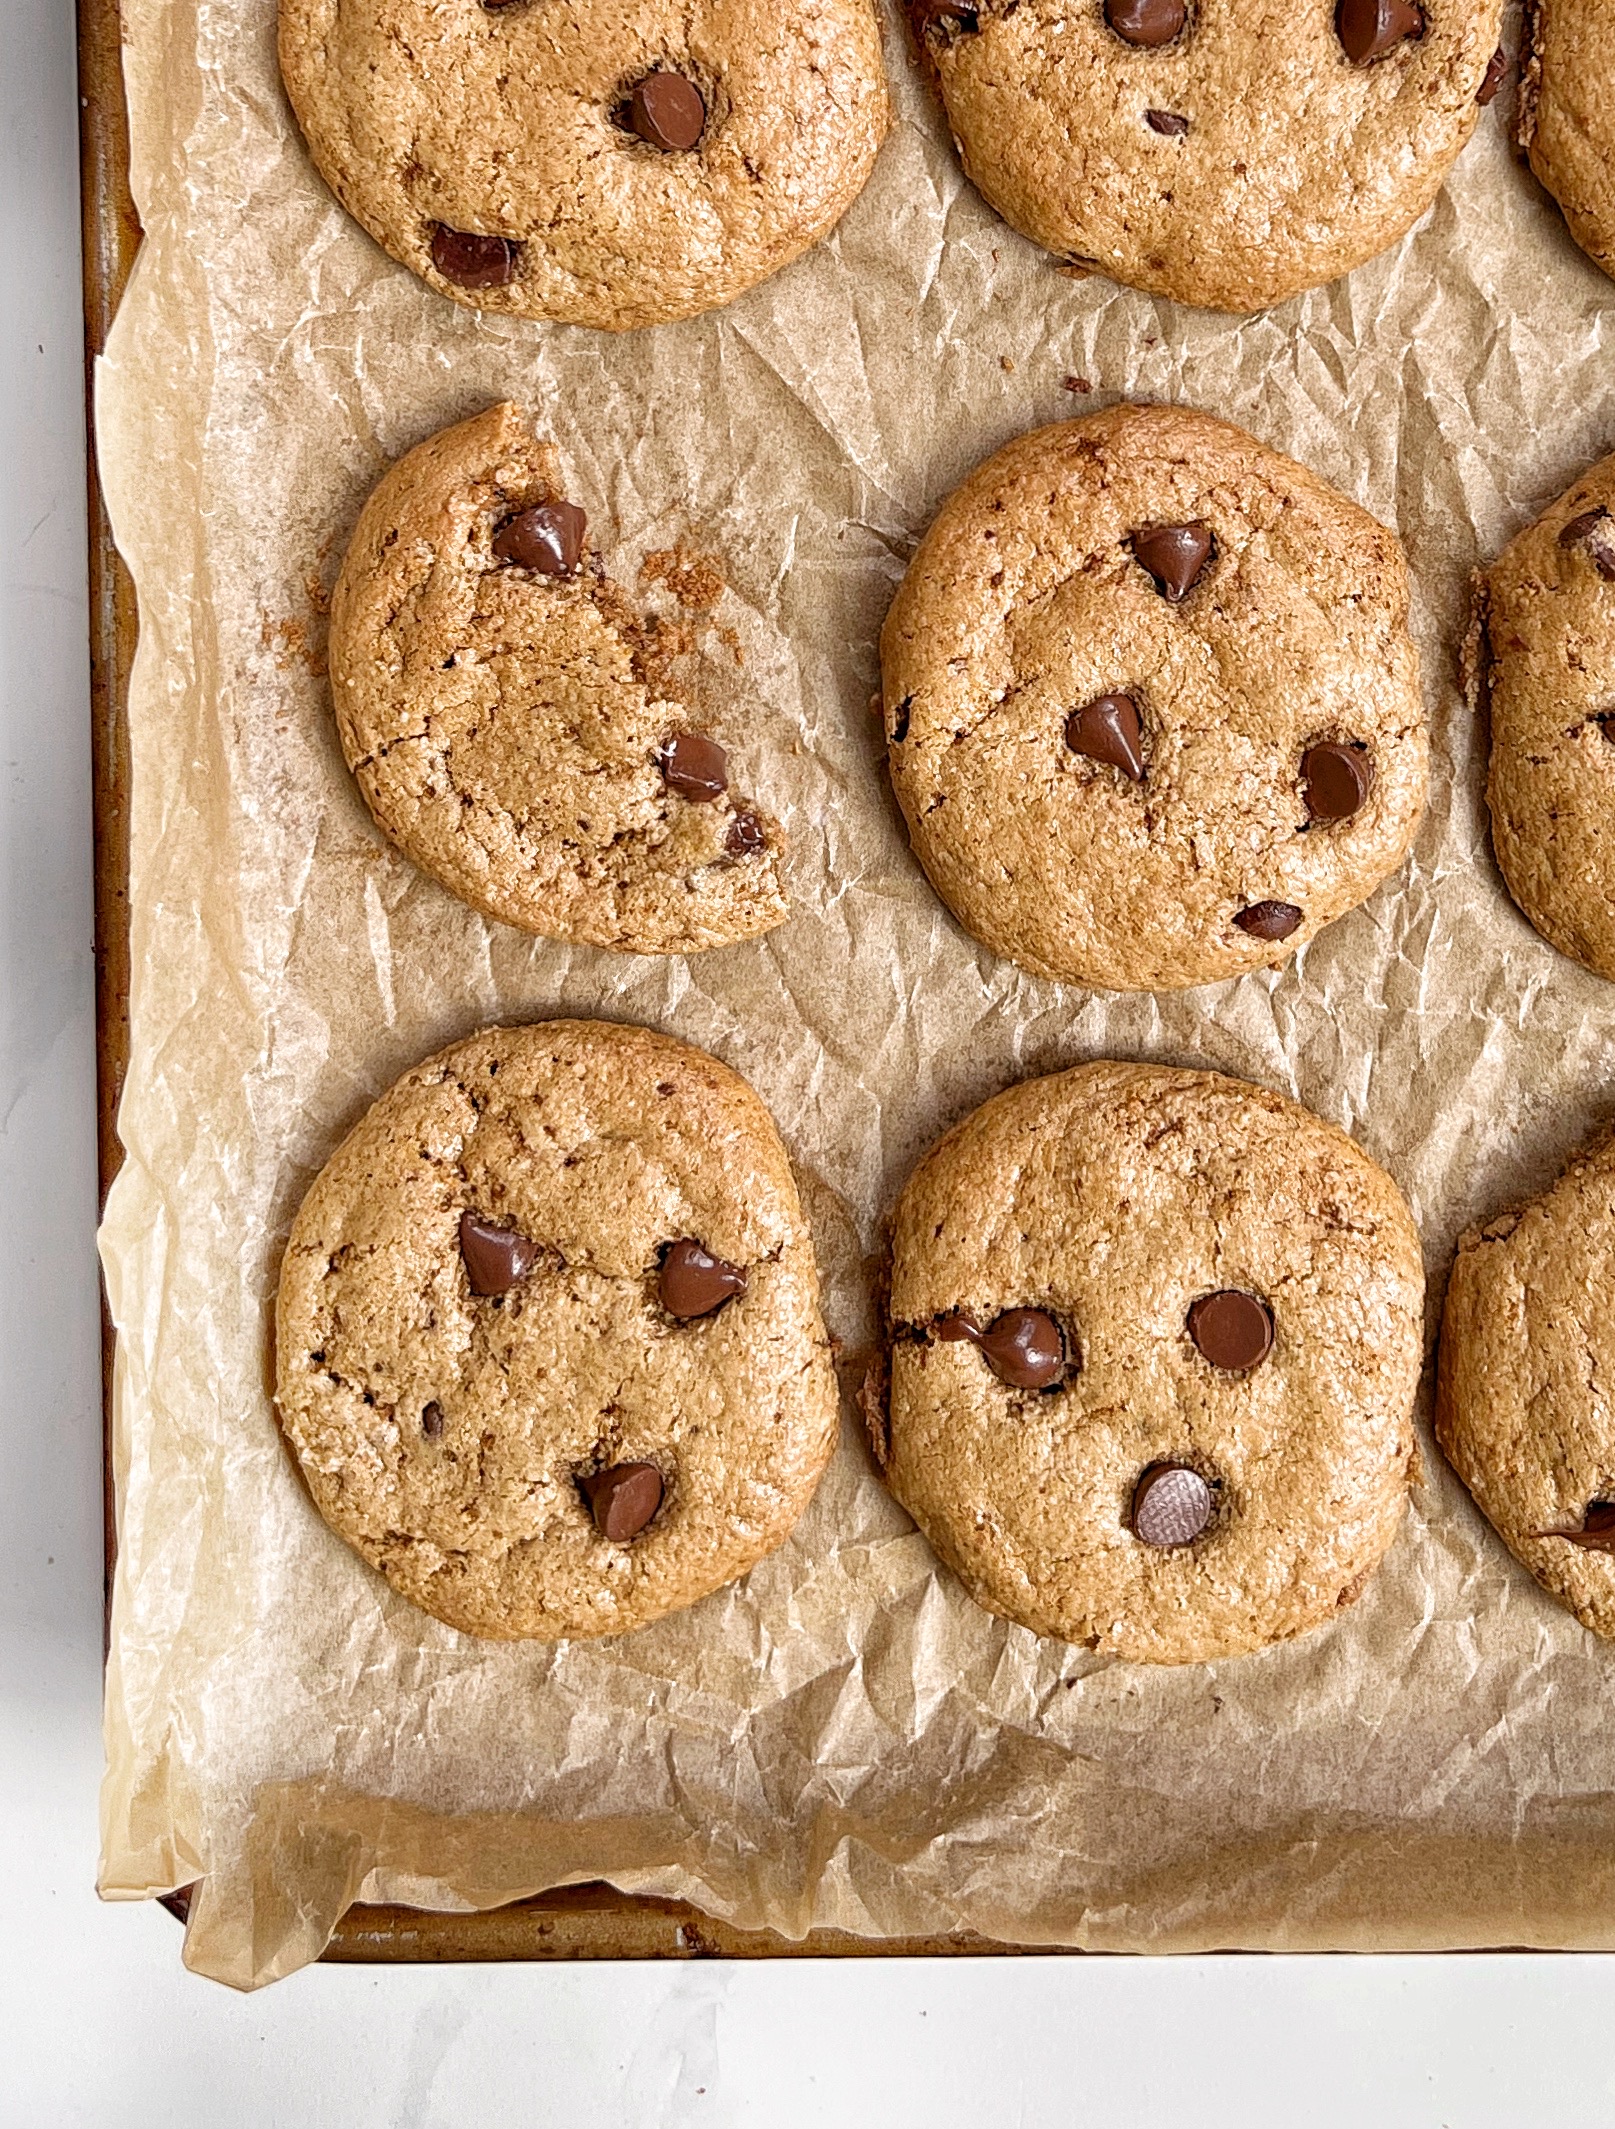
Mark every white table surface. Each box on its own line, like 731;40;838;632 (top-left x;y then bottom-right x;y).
6;2;1615;2118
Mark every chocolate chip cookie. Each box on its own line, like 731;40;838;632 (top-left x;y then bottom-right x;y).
330;403;788;954
278;0;889;330
1437;1119;1615;1639
275;1019;839;1640
881;404;1428;993
1472;452;1615;982
871;1061;1423;1663
1521;0;1615;282
906;0;1503;310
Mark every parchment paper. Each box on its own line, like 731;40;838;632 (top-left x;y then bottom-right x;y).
97;0;1615;1988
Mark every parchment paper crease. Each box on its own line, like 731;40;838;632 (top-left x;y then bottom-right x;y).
97;0;1615;1987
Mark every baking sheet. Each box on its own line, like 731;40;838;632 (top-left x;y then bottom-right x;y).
96;0;1615;1988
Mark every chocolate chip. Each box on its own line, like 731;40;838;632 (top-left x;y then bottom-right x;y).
459;1211;539;1296
660;731;729;803
1105;0;1187;48
1234;900;1302;941
1560;509;1615;583
1476;45;1507;104
1531;1500;1615;1551
659;1238;748;1318
628;72;706;152
430;225;519;290
1336;0;1424;64
492;500;587;576
935;1307;1066;1390
1187;1289;1273;1371
726;811;767;857
580;1462;664;1540
421;1400;445;1439
1130;522;1214;602
1066;693;1146;781
1132;1462;1214;1548
1302;741;1372;824
1145;110;1191;136
912;0;980;25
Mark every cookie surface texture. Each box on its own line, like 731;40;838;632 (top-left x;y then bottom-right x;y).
279;0;889;329
275;1020;839;1640
907;0;1502;310
1436;1121;1615;1638
1522;0;1615;281
330;403;788;955
1478;450;1615;981
879;1061;1423;1664
880;404;1427;992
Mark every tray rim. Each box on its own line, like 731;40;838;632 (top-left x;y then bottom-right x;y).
76;0;1046;1969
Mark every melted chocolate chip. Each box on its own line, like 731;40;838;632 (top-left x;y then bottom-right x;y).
1105;0;1187;48
659;1238;748;1318
1302;741;1372;824
1145;110;1191;136
1560;509;1615;583
726;811;767;857
1130;522;1214;602
493;500;587;576
1561;509;1606;545
1132;1462;1214;1548
1336;0;1424;64
580;1462;664;1540
459;1211;539;1296
910;0;980;29
1234;900;1303;941
628;72;707;152
935;1307;1066;1389
660;731;729;802
1066;693;1146;781
1477;45;1507;105
421;1400;445;1439
1187;1289;1273;1372
1531;1500;1615;1551
430;225;519;290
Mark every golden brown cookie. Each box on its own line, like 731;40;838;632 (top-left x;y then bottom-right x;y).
1473;451;1615;982
873;1061;1424;1664
278;0;890;330
1521;0;1615;281
330;403;788;954
275;1020;839;1640
907;0;1503;311
1437;1119;1615;1639
880;405;1428;992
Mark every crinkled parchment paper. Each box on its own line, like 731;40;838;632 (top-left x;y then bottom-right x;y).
97;0;1615;1987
